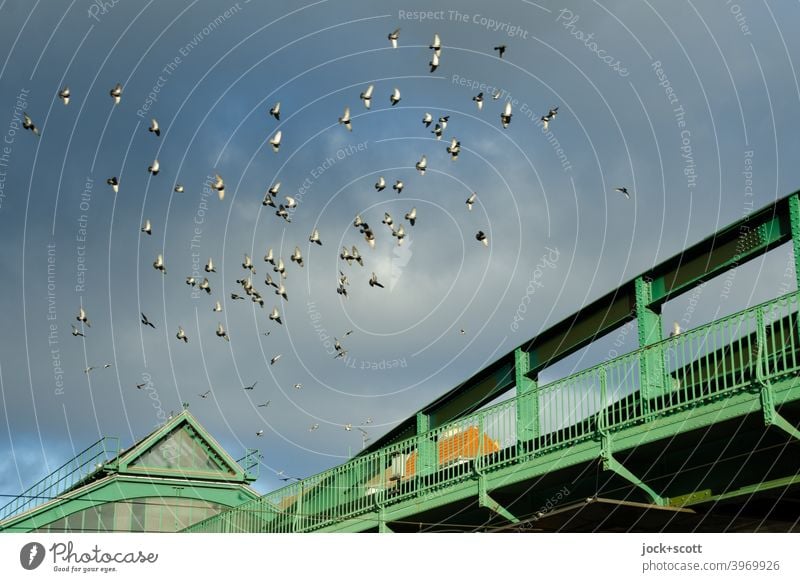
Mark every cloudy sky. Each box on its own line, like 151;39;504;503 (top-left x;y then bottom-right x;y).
0;0;798;500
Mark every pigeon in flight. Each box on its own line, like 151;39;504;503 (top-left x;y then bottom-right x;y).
447;138;461;160
205;257;215;272
213;301;222;312
242;254;255;273
431;124;443;140
174;184;184;193
430;33;441;51
338;106;352;131
494;44;506;58
540;106;558;131
212;174;225;201
422;112;433;127
244;381;258;390
269;130;282;152
109;83;122;104
351;246;363;266
71;324;84;337
293;383;303;390
429;51;440;73
269;306;283;325
141;219;152;235
141;313;156;329
415;155;427;175
364;228;376;248
256;430;264;437
273;257;286;278
476;230;489;247
153;253;166;274
275;283;288;301
309;228;322;245
369;272;384;288
405;207;417;226
375;176;386;191
473;92;484;111
136;382;148;390
392;224;406;246
257;401;271;408
269;102;281;120
439;115;449;130
492;88;501;100
360;84;373;109
390;87;401;106
501;101;512;128
388;28;400;48
615;187;631;199
392;179;404;194
309;423;319;432
264;248;275;265
106;177;119;193
670;321;681;337
199;390;211;399
382;212;394;228
58;87;70;105
231;293;245;301
148;118;160;136
466;192;477;210
176;326;188;343
290;246;304;267
77;306;91;327
216;323;230;341
148;159;160;176
270;354;282;365
198;278;211;294
22;113;40;136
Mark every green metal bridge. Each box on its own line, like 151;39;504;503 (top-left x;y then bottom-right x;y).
185;192;800;533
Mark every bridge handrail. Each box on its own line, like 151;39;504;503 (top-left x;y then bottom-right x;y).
183;290;800;532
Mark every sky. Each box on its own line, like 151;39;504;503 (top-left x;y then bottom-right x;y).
0;0;799;501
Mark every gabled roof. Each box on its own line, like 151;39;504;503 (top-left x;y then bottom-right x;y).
115;410;250;483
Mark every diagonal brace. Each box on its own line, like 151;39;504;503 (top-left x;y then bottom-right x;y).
478;475;520;523
601;433;666;507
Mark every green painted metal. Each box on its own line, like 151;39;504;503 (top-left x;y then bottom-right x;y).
1;411;260;533
362;193;799;457
636;277;666;409
478;475;519;523
416;413;436;478
679;474;800;507
514;348;538;451
0;437;120;522
789;193;800;290
185;289;800;533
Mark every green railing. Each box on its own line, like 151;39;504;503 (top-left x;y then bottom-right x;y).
0;437;120;522
184;291;800;533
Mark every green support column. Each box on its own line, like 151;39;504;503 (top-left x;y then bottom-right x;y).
416;413;436;480
514;348;538;453
788;194;800;290
635;276;666;410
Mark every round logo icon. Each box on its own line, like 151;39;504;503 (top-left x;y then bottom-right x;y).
19;542;46;570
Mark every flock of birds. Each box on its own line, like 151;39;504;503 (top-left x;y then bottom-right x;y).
20;26;637;477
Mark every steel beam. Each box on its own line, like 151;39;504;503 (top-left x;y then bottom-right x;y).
515;348;538;452
601;431;667;507
478;475;519;524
